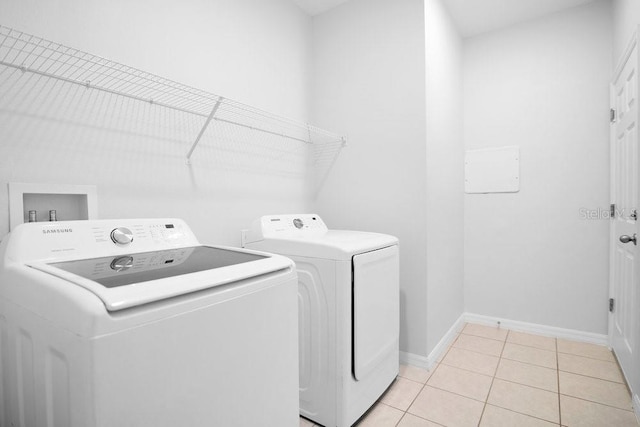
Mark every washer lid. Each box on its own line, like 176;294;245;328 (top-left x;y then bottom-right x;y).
250;230;398;260
28;245;292;311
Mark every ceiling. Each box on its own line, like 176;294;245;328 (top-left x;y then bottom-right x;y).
292;0;351;16
293;0;597;38
442;0;597;38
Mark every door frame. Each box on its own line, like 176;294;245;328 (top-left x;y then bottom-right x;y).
609;25;640;419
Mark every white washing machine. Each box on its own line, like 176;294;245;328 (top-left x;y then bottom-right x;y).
243;214;399;427
0;218;299;427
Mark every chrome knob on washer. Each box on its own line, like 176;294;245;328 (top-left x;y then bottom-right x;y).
110;255;134;272
110;227;134;245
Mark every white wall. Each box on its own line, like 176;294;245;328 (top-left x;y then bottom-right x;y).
0;0;313;244
463;0;612;334
311;0;429;355
612;0;640;64
424;0;464;354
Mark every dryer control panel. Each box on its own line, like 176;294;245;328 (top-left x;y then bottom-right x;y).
245;214;328;242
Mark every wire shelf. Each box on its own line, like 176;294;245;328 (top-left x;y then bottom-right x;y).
0;24;346;179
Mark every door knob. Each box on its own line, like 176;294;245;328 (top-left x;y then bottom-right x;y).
619;234;637;245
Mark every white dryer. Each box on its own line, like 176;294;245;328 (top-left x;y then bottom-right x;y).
0;218;299;427
244;214;399;427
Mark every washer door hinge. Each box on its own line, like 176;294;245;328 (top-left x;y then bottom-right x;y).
609;298;615;312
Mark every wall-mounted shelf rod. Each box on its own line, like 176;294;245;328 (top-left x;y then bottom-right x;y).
213;117;312;145
186;97;224;163
0;60;209;118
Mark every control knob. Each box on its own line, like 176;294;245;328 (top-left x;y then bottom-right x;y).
110;227;134;245
110;256;134;272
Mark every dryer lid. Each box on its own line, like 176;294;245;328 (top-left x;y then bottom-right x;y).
247;230;398;260
29;245;292;311
245;214;399;260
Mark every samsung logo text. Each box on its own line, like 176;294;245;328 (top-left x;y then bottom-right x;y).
42;228;73;234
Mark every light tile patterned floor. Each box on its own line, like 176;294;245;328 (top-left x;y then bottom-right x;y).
300;323;640;427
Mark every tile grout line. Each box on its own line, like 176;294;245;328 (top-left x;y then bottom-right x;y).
486;353;624;384
496;356;557;372
498;356;555;370
452;336;565;363
466;324;614;358
393;354;446;427
448;345;503;359
558;392;636;412
393;376;431;387
557;369;625;384
476;327;509;426
425;382;495;404
558;351;622;367
483;402;566;426
432;364;558;397
443;347;556;375
481;329;562;425
422;376;564;411
390;333;456;416
396;409;447;427
438;361;497;378
499;358;557;371
486;376;558;395
556;350;618;363
459;331;508;343
503;338;557;352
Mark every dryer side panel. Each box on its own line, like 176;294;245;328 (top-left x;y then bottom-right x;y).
353;245;400;380
292;256;337;427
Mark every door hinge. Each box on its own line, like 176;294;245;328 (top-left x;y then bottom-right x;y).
610;108;617;123
609;298;615;312
611;203;616;219
632;209;637;221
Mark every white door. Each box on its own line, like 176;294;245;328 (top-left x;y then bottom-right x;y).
610;29;640;401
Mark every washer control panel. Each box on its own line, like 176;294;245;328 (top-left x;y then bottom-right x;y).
13;218;199;262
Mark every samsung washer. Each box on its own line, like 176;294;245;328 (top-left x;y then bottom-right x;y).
244;214;399;427
0;218;299;427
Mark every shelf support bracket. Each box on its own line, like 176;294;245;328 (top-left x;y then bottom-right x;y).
186;97;224;164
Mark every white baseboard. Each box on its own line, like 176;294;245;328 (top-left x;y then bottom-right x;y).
400;312;610;371
463;313;609;346
399;351;429;369
426;314;466;368
399;313;466;371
